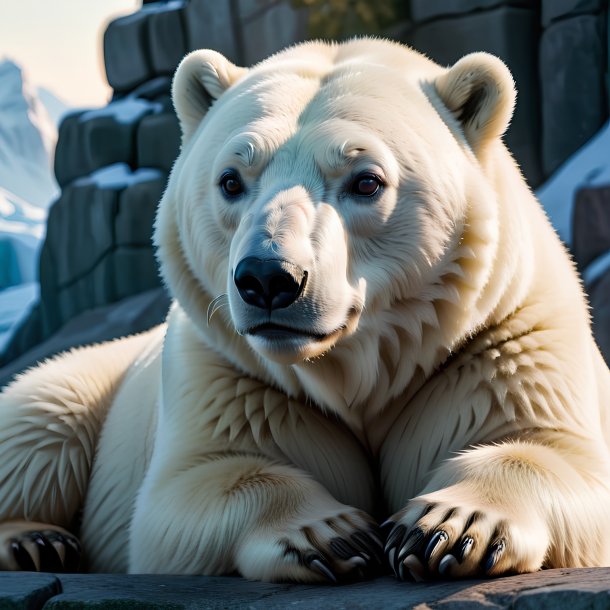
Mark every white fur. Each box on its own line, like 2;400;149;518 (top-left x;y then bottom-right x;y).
1;39;609;580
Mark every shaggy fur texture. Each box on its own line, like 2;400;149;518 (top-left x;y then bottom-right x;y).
1;38;609;581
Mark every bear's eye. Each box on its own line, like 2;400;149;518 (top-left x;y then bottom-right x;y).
219;170;244;199
350;172;383;198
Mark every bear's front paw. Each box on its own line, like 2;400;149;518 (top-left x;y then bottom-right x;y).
236;508;384;583
0;522;81;572
384;493;549;580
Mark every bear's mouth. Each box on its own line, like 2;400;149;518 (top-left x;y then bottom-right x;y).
240;307;361;363
247;323;332;342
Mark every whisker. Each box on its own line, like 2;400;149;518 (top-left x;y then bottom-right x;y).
207;294;228;325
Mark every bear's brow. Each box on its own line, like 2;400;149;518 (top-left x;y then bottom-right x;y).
324;140;367;171
233;140;258;167
223;131;273;170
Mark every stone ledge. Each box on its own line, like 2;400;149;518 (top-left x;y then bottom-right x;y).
1;568;609;609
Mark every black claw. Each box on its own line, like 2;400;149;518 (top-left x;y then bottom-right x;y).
483;539;506;573
387;546;399;577
10;541;37;571
62;539;81;572
457;536;474;563
351;532;384;563
330;537;358;560
31;533;63;572
366;529;385;550
384;524;407;554
398;559;408;581
308;556;337;583
396;527;426;562
380;520;395;540
424;530;449;563
41;531;81;573
64;535;81;554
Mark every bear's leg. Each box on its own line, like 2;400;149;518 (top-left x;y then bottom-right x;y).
129;454;384;582
0;330;155;571
384;434;610;580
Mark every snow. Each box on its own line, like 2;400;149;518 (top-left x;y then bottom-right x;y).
119;0;185;24
0;60;62;355
73;163;163;190
537;120;610;246
80;97;160;125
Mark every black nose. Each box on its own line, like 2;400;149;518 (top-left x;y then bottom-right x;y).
234;257;307;310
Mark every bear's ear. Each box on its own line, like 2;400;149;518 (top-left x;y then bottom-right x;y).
172;49;247;144
434;52;516;154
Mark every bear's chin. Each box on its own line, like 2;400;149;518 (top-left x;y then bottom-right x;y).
245;329;342;365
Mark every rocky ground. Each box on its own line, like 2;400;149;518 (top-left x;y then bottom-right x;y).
2;568;610;609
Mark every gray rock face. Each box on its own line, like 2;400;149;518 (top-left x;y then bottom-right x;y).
37;164;166;338
409;4;543;188
539;14;608;177
0;569;609;609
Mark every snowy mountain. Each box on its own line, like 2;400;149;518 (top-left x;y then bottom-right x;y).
0;58;68;289
0;60;67;350
0;59;60;208
37;86;70;127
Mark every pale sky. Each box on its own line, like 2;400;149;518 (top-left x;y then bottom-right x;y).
0;0;140;108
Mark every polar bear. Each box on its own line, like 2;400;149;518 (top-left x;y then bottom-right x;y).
0;38;609;582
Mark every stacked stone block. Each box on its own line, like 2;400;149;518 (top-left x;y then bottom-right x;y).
403;0;609;188
35;89;179;338
38;166;166;336
406;0;543;187
539;0;608;176
104;1;189;93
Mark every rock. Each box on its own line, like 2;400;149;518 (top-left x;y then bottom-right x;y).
539;15;607;177
408;0;530;24
237;0;309;66
0;573;59;610
38;164;166;336
54;99;162;187
409;5;543;187
147;1;188;75
572;185;610;272
183;0;241;65
104;10;152;93
541;0;607;27
136;111;181;173
0;569;609;609
0;287;170;387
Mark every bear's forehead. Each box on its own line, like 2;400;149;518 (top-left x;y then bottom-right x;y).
253;64;414;118
212;63;439;153
220;41;441;129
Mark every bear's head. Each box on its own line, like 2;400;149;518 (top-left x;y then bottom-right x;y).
155;39;520;412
